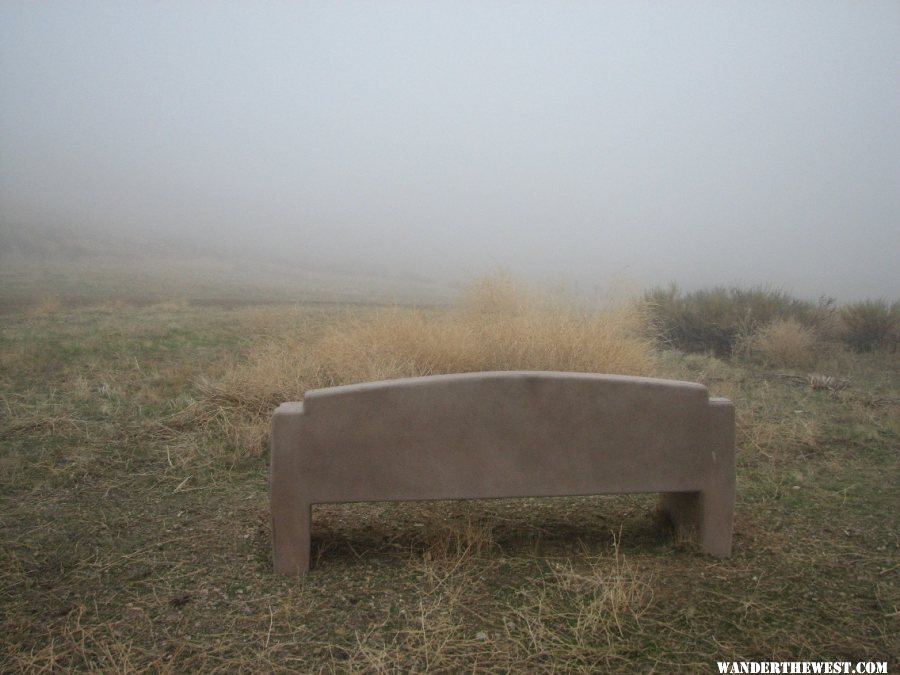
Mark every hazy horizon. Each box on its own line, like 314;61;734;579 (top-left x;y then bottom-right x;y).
2;2;898;301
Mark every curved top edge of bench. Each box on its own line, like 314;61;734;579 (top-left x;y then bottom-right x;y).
300;371;710;402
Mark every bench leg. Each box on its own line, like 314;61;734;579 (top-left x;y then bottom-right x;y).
698;399;736;558
270;404;312;576
698;483;733;558
272;501;311;576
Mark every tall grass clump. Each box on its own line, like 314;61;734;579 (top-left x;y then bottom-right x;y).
750;318;818;371
642;284;832;357
185;275;657;456
839;300;899;352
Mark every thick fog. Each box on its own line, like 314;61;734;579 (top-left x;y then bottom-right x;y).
1;2;898;300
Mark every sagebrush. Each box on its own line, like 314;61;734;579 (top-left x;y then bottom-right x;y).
642;285;838;357
839;300;899;352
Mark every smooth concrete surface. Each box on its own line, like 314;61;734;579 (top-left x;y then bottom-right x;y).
270;371;735;576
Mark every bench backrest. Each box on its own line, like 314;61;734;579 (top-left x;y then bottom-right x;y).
280;371;727;503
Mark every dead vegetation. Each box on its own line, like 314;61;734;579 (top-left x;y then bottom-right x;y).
750;318;819;370
1;280;898;672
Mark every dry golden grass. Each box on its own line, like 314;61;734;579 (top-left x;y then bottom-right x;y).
334;538;653;673
730;380;820;461
750;318;818;371
511;541;652;660
182;275;657;456
0;392;90;439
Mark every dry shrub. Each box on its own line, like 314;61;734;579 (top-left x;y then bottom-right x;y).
184;275;657;456
642;285;827;357
839;299;900;352
751;318;818;371
310;275;655;384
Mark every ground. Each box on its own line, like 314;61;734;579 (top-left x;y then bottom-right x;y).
1;298;897;672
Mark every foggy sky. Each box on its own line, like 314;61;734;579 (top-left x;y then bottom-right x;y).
1;1;898;299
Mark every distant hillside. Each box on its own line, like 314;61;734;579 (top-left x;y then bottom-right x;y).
0;222;453;307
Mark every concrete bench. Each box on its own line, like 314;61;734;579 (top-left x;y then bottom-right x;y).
270;371;735;576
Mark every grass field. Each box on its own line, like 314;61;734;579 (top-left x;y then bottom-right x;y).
1;283;898;672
